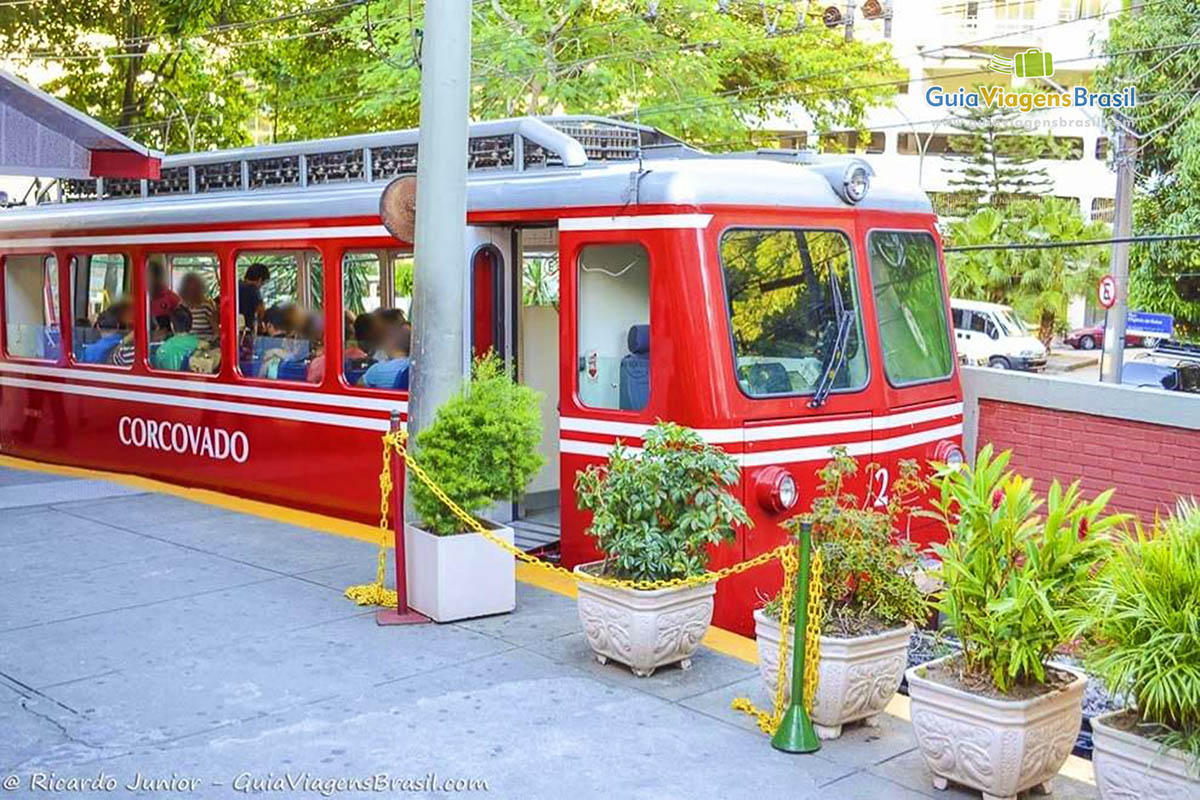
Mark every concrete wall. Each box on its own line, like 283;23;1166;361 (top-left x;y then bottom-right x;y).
961;366;1200;524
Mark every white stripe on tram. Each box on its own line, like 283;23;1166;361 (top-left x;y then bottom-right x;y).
0;362;405;414
558;214;713;231
0;376;391;432
557;422;963;466
0;224;392;250
558;401;962;446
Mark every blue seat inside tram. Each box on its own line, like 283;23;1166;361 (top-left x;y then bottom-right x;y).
277;358;309;382
392;361;410;390
344;362;368;385
240;357;262;377
619;324;650;411
43;328;61;361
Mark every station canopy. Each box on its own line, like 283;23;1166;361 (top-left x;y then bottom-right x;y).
0;69;162;180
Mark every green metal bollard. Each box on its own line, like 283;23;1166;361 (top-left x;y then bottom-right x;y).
770;521;821;754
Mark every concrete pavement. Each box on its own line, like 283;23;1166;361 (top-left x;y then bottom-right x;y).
0;463;1099;799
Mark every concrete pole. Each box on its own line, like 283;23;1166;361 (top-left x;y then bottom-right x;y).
407;1;471;441
1100;1;1140;384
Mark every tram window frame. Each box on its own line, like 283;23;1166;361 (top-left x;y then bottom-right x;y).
340;249;412;392
716;226;871;401
145;252;223;377
865;228;956;388
233;249;324;385
574;242;652;413
3;253;62;362
68;252;133;370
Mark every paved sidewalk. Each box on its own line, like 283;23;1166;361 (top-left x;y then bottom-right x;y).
0;464;1098;800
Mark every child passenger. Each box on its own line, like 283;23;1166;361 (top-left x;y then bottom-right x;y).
359;323;411;389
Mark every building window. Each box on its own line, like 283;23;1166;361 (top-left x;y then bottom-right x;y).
897;133;969;156
236;251;322;382
1091;198;1115;223
867;231;954;386
719;228;868;398
577;243;651;411
818;130;886;155
1095;137;1110;160
70;253;131;367
777;131;808;150
147;253;221;374
3;254;59;361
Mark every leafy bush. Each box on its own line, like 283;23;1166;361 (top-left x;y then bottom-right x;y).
765;448;930;636
927;445;1126;693
574;421;749;583
1083;499;1200;763
410;354;544;535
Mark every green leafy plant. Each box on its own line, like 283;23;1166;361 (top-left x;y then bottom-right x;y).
410;354;544;535
765;448;930;637
574;421;749;583
927;445;1127;693
1083;499;1200;765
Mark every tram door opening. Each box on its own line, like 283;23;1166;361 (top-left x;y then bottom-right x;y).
512;227;561;542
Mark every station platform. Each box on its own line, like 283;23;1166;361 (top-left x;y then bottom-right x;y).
0;461;1099;799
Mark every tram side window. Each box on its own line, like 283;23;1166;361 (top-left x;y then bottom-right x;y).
341;251;411;389
867;231;954;385
71;254;132;368
146;254;221;374
719;229;868;398
4;255;60;361
577;243;650;411
236;251;323;383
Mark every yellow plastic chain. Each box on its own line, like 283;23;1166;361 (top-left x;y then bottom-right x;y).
345;431;823;738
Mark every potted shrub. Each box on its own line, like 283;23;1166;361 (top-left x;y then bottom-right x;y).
755;449;930;739
1084;499;1200;799
406;354;543;622
573;422;750;677
906;445;1126;800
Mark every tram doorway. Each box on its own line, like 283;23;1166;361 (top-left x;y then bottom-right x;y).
511;226;561;552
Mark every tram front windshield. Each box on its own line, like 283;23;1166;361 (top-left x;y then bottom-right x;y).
719;228;868;398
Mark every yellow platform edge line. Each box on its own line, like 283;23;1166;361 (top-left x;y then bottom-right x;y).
0;453;1097;785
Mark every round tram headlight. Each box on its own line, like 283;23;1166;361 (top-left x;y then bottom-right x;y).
931;439;965;468
843;164;871;203
756;466;799;514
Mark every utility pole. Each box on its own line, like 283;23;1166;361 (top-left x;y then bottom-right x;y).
1100;0;1140;384
407;2;471;442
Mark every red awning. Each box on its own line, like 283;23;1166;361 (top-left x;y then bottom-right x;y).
0;70;162;180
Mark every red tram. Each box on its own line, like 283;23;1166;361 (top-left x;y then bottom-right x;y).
0;117;963;634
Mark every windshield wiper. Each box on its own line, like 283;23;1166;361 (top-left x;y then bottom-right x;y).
809;273;852;410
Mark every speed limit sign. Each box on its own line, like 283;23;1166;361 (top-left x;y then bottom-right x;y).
1098;275;1117;309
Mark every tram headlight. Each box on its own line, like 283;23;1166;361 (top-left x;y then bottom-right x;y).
931;439;966;468
756;467;799;514
843;164;871;203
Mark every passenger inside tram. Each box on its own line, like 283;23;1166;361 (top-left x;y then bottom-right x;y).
358;319;411;389
147;258;180;331
79;298;131;364
178;272;218;343
238;263;269;331
151;306;198;372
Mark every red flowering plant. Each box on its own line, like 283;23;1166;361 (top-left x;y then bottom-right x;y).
925;444;1128;693
764;447;930;637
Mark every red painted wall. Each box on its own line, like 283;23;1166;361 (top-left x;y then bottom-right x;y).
976;398;1200;525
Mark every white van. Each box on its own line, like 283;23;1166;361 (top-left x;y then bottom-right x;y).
950;299;1048;371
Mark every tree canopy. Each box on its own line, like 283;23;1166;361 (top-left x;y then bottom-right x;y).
0;1;905;154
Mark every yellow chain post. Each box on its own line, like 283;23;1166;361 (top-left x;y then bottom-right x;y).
346;432;825;744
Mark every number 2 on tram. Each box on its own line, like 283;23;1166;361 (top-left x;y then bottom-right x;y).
0;117;964;634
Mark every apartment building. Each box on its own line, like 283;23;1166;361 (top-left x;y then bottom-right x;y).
765;0;1119;222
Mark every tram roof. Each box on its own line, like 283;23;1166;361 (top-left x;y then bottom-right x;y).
0;116;931;235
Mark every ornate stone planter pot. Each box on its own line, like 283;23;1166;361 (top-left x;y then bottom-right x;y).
1092;709;1198;799
906;654;1086;800
754;609;913;739
574;561;716;677
404;521;515;623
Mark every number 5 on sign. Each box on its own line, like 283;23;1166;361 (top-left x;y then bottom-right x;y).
1098;275;1117;309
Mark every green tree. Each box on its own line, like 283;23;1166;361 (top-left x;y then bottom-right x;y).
1095;0;1200;334
944;101;1064;213
946;197;1109;346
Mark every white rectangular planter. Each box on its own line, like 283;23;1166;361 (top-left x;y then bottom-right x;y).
754;609;913;739
404;521;515;623
1092;709;1199;799
575;560;716;677
906;654;1086;800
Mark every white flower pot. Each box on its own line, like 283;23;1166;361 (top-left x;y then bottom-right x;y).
906;654;1086;800
753;609;913;739
1092;709;1199;799
574;560;716;677
404;521;515;623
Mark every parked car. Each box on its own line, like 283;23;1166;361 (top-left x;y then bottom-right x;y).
1064;324;1158;350
950;299;1047;371
1121;341;1200;393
